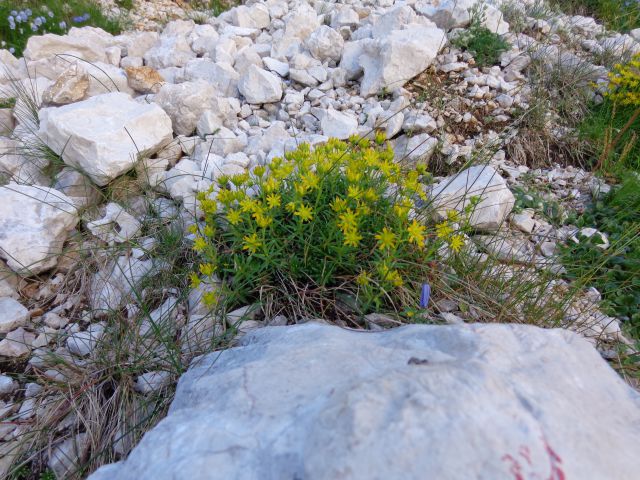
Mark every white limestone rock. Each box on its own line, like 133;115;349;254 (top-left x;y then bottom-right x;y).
42;63;90;105
89;252;155;313
67;323;105;357
134;371;172;394
0;298;29;334
23;27;114;63
87;203;142;245
48;433;90;479
238;65;283;104
39;92;173;186
431;165;515;231
392;133;438;162
0;328;35;357
306;26;345;63
143;34;196;69
88;323;640;480
359;26;447;97
154;80;221;136
320;108;358;139
0;185;78;275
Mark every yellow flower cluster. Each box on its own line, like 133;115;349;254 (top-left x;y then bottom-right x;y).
607;54;640;106
190;135;468;312
435;210;465;253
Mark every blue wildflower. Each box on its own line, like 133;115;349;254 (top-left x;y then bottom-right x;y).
10;10;17;16
420;283;431;309
59;21;67;29
9;48;15;54
48;11;54;18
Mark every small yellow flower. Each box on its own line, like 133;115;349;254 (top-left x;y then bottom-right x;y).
189;272;201;289
449;234;464;253
338;209;358;231
254;212;273;228
407;220;426;247
286;201;297;213
375;227;396;251
356;271;370;286
203;225;215;237
253;165;266;178
240;197;257;213
242;233;262;253
331;197;348;212
347;185;362;199
294;203;314;222
202;290;218;307
266;193;281;209
227;209;242;225
300;171;319;191
193;237;207;252
264;177;280;193
343;227;362;247
436;221;454;239
187;224;198;235
199;263;215;276
446;210;460;222
364;188;378;202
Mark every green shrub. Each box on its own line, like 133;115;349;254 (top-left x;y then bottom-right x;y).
452;2;510;68
0;1;124;57
561;175;640;338
190;136;467;320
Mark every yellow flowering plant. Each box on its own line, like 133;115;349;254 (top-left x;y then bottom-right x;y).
191;136;469;320
596;53;640;170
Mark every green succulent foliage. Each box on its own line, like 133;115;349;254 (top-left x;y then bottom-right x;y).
190;137;469;319
561;175;640;338
512;186;567;226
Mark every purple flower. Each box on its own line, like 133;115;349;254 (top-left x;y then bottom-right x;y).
9;47;15;54
59;21;67;29
420;283;431;309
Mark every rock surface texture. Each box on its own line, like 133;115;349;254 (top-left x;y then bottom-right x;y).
38;92;173;186
0;185;78;275
89;323;640;480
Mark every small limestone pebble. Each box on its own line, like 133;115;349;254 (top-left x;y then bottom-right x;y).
0;297;29;334
134;371;172;394
0;375;17;397
0;328;36;357
43;312;69;329
67;323;105;357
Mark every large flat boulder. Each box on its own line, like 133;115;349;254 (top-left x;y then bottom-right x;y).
89;322;640;480
38;92;173;186
0;184;78;275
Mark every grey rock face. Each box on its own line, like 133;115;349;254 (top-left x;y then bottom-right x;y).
89;323;640;480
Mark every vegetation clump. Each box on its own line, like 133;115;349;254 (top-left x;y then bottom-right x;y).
0;1;125;56
562;175;640;338
451;3;510;67
191;136;467;321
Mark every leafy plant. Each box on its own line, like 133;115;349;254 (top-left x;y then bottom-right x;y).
561;175;640;338
592;54;640;171
451;2;510;67
0;0;125;57
512;186;567;225
191;136;467;321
